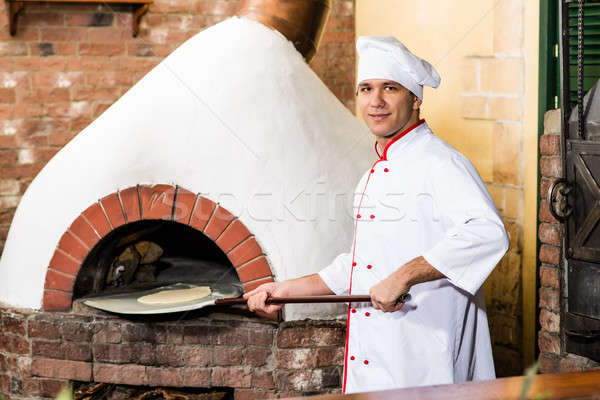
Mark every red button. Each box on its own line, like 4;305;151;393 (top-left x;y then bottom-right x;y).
384;168;389;172
370;169;375;173
364;360;369;365
357;214;361;219
370;214;375;219
350;356;355;360
351;309;356;313
365;312;370;317
366;264;372;269
352;262;357;267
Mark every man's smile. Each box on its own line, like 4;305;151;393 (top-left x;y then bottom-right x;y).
369;113;391;121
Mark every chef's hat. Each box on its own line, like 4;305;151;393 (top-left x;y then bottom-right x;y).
357;36;441;99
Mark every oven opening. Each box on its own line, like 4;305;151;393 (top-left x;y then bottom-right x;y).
73;219;241;302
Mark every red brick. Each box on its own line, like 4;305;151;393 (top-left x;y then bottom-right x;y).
211;367;252;388
245;347;271;367
0;42;27;56
72;87;121;102
540;156;562;178
23;377;40;396
314;347;344;367
540;134;560;156
0;334;8;353
538;330;560;354
65;12;114;27
0;88;15;103
44;268;75;292
252;370;275;389
38;378;65;398
93;363;147;385
45;101;91;118
215;347;243;366
57;230;89;261
182;346;213;366
31;358;91;381
189;196;216;231
236;256;272;282
13;103;43;118
69;215;101;249
173;187;196;224
20;12;64;26
85;71;132;87
12;337;30;355
93;343;136;364
78;43;125;56
41;27;87;41
49;248;80;276
539;288;560;312
67;58;113;71
538;223;561;246
182;368;211;387
93;321;122;344
147;367;183;386
156;344;183;367
119;186;141;223
14;58;65;71
62;321;93;342
277;348;314;369
242;277;274;293
32;71;84;87
70;116;93;132
82;202;111;237
88;28;130;42
113;57;160;73
540;265;559;288
138;184;175;220
203;205;235;240
539;200;558;224
235;389;277;399
277;324;345;348
216;219;251;253
539;245;560;265
28;319;60;340
99;192;126;229
274;369;312;391
33;340;90;361
228;237;263;267
154;0;193;13
42;289;72;311
539;309;560;333
3;314;26;335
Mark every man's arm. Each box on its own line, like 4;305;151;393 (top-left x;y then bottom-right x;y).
244;273;334;313
369;256;444;312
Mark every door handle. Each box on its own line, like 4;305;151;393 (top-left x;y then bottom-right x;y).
547;178;573;222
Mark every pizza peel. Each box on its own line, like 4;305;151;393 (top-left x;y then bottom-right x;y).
82;283;411;315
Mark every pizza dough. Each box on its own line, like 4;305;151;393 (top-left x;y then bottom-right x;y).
137;286;212;304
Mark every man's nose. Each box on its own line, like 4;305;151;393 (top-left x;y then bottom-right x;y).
370;88;385;108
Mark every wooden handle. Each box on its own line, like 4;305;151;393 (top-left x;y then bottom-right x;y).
214;293;411;306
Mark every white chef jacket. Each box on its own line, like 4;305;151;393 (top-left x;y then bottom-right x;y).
319;120;509;394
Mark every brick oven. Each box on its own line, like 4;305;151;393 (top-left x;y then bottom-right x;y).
0;1;371;398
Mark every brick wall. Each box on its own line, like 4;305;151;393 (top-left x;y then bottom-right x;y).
0;0;356;255
0;306;346;399
537;109;600;373
459;0;525;376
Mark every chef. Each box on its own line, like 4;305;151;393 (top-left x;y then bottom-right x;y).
244;36;509;394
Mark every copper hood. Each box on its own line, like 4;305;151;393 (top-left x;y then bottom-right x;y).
238;0;331;62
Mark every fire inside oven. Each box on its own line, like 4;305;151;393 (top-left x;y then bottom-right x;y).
73;219;242;314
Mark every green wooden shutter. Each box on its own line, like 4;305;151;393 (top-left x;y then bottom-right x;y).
567;2;600;108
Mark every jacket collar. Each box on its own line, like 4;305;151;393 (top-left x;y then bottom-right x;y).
374;119;426;160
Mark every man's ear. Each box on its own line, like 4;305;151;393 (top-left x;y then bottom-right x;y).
412;95;422;110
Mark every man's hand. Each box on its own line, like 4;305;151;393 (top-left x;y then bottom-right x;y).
369;272;410;312
243;282;290;314
369;256;445;313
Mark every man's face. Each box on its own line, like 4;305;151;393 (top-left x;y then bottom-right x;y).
357;79;422;138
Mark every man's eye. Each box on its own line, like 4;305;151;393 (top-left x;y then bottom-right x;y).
384;86;397;91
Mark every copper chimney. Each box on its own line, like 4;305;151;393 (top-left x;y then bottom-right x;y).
238;0;332;62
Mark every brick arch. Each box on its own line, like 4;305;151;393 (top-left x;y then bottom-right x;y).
42;184;275;311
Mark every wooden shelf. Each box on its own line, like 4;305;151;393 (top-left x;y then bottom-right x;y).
6;0;153;37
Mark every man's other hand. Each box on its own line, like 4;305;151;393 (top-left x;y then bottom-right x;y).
369;272;409;313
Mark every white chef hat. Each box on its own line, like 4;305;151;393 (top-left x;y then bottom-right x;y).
357;36;441;99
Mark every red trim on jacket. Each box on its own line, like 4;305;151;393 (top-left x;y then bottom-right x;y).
374;119;425;160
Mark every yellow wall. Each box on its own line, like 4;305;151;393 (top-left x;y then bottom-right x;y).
356;0;539;372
